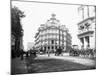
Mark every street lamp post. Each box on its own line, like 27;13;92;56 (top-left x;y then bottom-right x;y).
59;26;60;48
62;30;64;54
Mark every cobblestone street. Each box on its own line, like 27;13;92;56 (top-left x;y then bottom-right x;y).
26;54;95;73
11;53;96;74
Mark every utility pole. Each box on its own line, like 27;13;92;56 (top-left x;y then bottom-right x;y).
59;25;60;48
46;20;50;57
62;30;64;56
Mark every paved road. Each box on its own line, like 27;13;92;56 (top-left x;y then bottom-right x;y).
11;57;28;74
11;54;95;74
25;54;95;73
37;54;95;67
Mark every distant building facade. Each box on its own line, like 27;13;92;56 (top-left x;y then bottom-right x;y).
34;14;72;53
27;42;34;50
72;45;78;49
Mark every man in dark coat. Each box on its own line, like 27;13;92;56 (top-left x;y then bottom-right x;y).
20;49;24;60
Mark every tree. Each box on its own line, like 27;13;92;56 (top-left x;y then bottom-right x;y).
11;6;25;58
11;6;25;37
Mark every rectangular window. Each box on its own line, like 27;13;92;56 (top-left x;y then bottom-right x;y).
51;40;54;44
52;46;54;49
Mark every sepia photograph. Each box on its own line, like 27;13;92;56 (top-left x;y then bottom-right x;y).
11;0;96;75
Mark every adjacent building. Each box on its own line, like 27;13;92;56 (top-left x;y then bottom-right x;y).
77;6;96;50
77;17;96;49
34;14;72;53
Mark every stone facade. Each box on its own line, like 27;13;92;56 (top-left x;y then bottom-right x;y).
77;16;96;49
34;14;72;52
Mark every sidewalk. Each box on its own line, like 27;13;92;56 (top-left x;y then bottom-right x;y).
11;57;28;74
37;54;96;67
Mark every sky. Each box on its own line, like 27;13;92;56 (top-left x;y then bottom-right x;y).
11;1;95;50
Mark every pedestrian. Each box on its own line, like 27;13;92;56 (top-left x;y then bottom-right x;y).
48;50;50;57
26;51;28;57
20;49;24;60
55;49;57;56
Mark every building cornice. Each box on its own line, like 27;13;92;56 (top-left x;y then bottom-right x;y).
78;31;94;38
78;16;95;25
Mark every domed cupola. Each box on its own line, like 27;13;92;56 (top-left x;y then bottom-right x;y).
46;14;60;27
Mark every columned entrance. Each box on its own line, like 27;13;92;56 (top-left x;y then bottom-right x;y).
79;36;90;49
85;36;90;48
80;38;84;49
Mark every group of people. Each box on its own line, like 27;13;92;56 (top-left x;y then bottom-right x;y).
55;47;63;56
69;48;96;57
39;47;63;57
19;47;96;59
20;49;37;60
